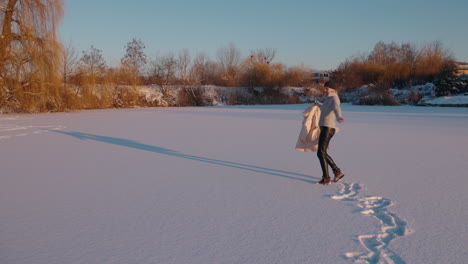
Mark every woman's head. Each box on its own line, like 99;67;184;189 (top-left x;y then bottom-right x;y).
323;87;336;95
323;81;337;95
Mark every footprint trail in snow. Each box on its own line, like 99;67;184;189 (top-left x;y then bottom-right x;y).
331;182;411;264
0;122;65;140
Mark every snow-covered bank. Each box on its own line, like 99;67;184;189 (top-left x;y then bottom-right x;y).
140;83;468;108
1;105;467;264
2;83;467;114
422;94;468;106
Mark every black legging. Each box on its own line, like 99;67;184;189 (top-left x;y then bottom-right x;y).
317;126;339;178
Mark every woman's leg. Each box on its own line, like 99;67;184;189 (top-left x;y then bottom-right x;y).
317;126;338;178
325;147;339;174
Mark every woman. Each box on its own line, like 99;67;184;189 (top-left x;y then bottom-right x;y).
315;81;345;185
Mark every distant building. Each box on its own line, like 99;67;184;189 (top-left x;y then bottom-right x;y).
455;62;468;76
455;62;468;82
311;70;331;83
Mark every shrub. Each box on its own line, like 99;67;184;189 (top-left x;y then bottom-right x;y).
359;93;399;106
113;86;139;108
358;83;399;106
408;91;423;105
287;94;301;104
177;87;206;106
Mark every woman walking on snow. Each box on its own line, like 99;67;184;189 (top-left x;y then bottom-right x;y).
315;80;345;185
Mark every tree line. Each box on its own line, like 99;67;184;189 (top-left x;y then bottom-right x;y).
1;0;463;112
66;42;312;90
333;41;464;94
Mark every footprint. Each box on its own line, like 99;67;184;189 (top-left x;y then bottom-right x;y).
332;182;411;264
331;182;361;201
0;125;65;140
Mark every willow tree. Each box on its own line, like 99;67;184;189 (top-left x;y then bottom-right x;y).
0;0;64;112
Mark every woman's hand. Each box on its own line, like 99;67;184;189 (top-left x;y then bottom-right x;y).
337;117;345;123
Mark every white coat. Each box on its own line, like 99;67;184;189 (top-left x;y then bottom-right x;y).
295;105;321;152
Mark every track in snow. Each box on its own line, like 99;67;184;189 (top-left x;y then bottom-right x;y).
331;182;411;264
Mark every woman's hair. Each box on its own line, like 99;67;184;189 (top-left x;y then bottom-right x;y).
324;81;339;93
324;81;336;89
327;88;337;94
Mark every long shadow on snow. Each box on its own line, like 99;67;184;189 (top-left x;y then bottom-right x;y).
50;130;319;183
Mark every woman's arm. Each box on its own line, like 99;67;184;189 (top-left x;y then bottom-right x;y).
333;96;345;123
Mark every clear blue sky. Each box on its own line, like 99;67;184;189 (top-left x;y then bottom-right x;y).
60;0;468;70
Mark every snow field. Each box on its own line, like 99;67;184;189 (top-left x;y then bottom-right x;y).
1;104;467;264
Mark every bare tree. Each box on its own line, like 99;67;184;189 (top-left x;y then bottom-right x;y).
190;52;208;84
284;65;313;87
148;53;179;105
415;41;451;82
79;45;107;79
241;48;279;88
217;43;241;86
121;38;147;84
177;49;191;84
189;52;222;85
61;42;79;88
249;48;276;64
217;43;241;70
149;53;178;86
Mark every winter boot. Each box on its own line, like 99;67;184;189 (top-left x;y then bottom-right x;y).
333;169;345;182
318;177;331;185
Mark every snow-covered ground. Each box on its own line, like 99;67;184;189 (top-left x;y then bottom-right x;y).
1;104;467;264
423;94;468;105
